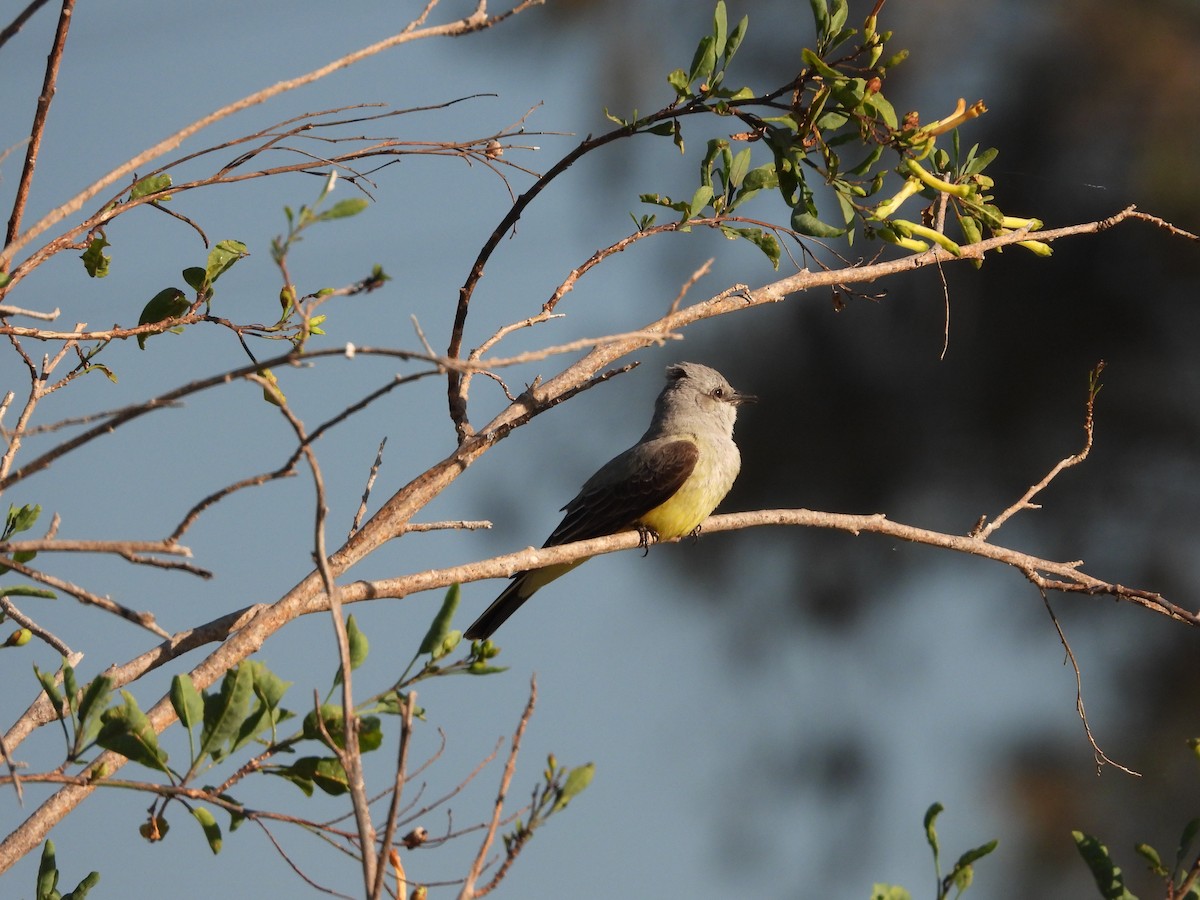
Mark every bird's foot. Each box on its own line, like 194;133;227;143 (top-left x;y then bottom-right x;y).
687;524;703;543
637;525;660;557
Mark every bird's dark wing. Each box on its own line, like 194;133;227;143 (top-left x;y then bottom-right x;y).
542;439;699;546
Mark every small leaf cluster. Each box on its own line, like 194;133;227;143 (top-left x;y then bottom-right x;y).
34;659;113;764
29;588;514;861
78;173;175;280
872;802;998;900
501;754;595;857
635;1;1047;267
35;841;98;900
269;171;384;351
1075;786;1200;900
136;238;247;349
1;504;55;632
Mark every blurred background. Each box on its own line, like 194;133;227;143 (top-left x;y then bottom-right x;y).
2;1;1199;897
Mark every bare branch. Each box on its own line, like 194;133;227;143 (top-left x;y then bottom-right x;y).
0;0;547;271
460;675;537;899
0;0;52;51
975;361;1105;541
0;304;58;320
4;0;74;250
248;371;379;892
0;597;74;657
1040;591;1140;776
374;692;417;900
350;438;388;538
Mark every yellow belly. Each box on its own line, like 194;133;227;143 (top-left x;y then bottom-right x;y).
636;435;740;540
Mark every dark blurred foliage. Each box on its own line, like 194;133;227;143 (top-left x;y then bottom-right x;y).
502;0;1200;895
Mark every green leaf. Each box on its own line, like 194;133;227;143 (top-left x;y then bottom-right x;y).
80;237;111;278
258;367;285;407
1073;831;1139;900
358;715;383;752
808;0;829;38
84;363;118;383
963;146;999;176
97;690;169;773
130;173;172;201
198;664;254;762
847;144;886;177
791;208;846;238
950;839;999;879
829;0;848;36
1176;818;1200;874
688;35;717;88
268;764;315;796
865;94;898;130
924;802;944;858
37;840;59;900
62;664;79;714
181;266;207;292
869;886;912;900
6;503;41;538
61;869;100;900
34;665;65;718
192;807;222;854
284;756;350;796
741;163;780;194
247;660;291;712
801;47;841;81
725;14;749;61
333;615;369;686
205;239;248;286
1134;843;1166;877
74;675;113;753
721;227;781;269
552;762;595;813
466;661;509;675
317;198;369;221
136;287;189;349
171;674;204;732
712;1;728;58
0;585;56;599
418;584;460;655
667;68;690;96
728;147;752;189
687;184;714;219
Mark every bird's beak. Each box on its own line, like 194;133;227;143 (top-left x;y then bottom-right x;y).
732;390;757;406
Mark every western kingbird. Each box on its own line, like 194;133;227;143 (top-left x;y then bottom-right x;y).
464;361;754;640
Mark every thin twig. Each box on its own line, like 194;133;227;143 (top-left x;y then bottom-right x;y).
0;0;52;51
1040;590;1140;776
975;361;1105;541
668;258;716;315
350;438;388;538
4;0;75;250
460;675;537;899
0;0;547;270
249;371;380;893
0;555;169;637
398;520;492;534
0;598;75;657
0;304;59;320
373;691;416;900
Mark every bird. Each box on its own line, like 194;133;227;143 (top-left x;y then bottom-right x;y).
464;361;754;640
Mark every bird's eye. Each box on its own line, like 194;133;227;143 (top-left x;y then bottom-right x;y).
711;387;725;400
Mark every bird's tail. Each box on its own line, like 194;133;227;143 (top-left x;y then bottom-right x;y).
463;575;533;641
464;559;583;640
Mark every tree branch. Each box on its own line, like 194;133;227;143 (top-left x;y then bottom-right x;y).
0;0;546;271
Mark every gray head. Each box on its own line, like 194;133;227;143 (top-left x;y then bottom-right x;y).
649;361;755;436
